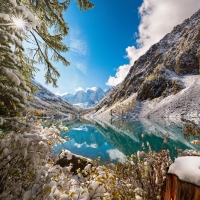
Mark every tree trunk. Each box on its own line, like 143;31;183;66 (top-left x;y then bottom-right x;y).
165;173;200;200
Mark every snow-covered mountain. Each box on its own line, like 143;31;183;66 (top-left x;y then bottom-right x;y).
62;87;105;108
87;9;200;119
27;79;81;117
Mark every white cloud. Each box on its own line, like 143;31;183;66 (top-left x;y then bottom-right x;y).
72;126;88;131
70;28;88;56
74;143;83;148
75;87;84;92
69;28;88;74
74;142;98;148
107;0;200;86
76;62;87;75
107;149;126;163
106;64;130;86
86;143;98;148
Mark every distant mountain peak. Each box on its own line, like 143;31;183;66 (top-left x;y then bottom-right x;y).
61;86;105;108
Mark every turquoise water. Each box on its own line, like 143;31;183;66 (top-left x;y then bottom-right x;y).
54;118;200;162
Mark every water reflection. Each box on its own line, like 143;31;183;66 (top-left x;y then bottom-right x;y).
54;118;200;162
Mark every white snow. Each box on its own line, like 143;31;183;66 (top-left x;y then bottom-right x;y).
73;102;89;108
87;87;98;91
15;5;40;30
6;70;21;86
139;73;200;119
168;156;200;186
62;86;105;108
0;13;10;21
8;0;17;7
0;1;39;31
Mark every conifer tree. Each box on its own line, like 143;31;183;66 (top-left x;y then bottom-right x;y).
0;1;34;116
0;0;94;116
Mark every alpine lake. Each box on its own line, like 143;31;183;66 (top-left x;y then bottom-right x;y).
50;117;200;163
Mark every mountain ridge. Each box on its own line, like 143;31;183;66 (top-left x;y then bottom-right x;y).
87;9;200;119
27;79;81;117
62;87;105;108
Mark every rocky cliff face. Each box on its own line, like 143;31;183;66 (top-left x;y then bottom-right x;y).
91;9;200;119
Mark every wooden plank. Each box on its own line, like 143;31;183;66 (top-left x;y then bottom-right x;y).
165;174;200;200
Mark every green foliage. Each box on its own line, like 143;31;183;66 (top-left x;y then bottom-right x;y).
75;0;94;11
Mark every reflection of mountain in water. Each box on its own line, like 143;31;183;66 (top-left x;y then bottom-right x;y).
57;118;199;161
92;118;197;159
62;125;105;147
91;120;142;156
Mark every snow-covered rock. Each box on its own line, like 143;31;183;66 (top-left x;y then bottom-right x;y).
56;149;91;173
140;74;200;119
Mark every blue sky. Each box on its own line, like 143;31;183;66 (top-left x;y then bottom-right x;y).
35;0;143;94
35;0;200;95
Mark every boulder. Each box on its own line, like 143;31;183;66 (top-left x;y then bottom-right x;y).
55;150;91;174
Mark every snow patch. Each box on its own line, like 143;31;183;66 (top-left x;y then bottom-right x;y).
139;74;200;119
86;87;98;91
168;156;200;186
0;13;10;21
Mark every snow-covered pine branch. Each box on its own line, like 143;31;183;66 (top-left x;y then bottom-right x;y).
0;0;38;116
